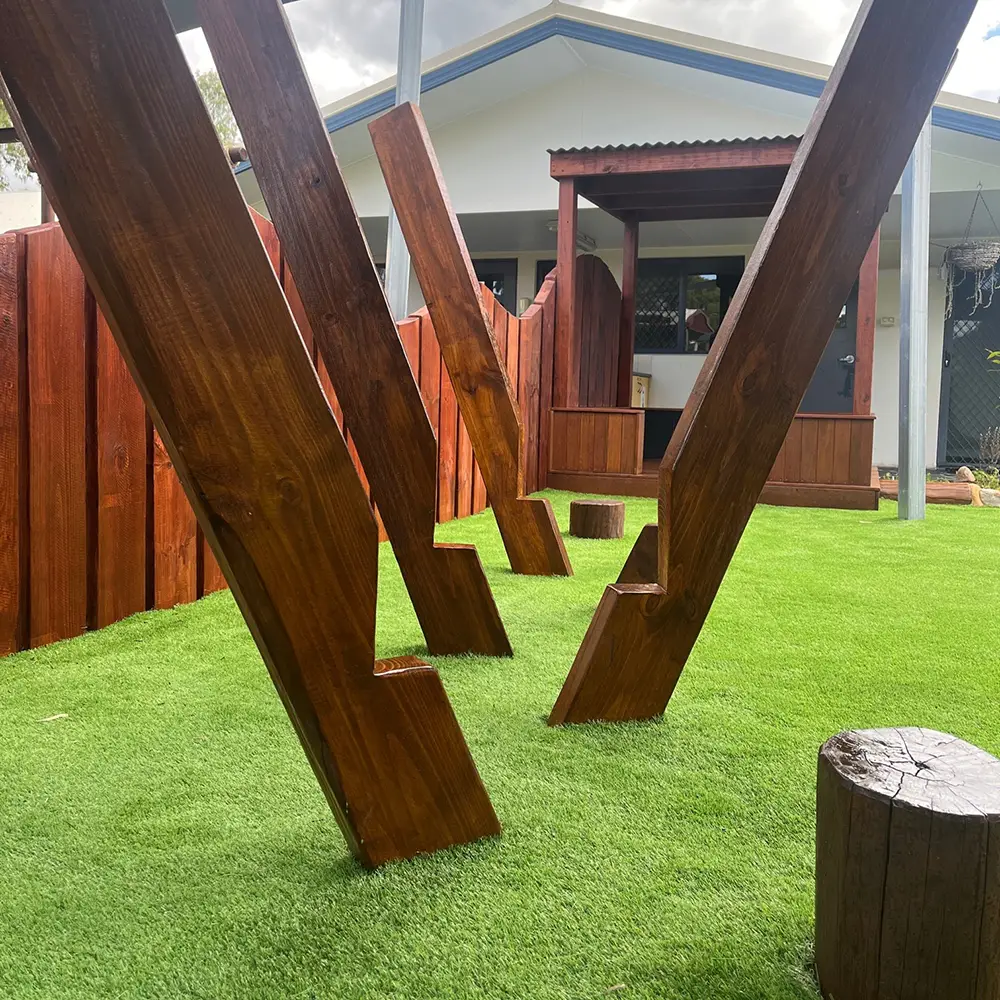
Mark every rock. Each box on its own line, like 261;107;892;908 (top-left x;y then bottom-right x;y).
981;489;1000;508
955;465;976;483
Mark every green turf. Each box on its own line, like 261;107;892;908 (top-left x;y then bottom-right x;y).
2;492;998;999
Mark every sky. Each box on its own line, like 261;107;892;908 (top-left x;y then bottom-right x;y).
179;0;1000;108
4;0;997;192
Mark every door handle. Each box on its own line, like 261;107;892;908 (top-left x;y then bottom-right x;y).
839;354;856;365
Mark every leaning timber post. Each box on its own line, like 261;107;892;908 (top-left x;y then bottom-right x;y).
816;729;1000;999
370;102;572;577
547;0;977;726
197;0;512;656
0;0;500;867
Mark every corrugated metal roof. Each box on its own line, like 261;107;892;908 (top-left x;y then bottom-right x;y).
548;136;801;155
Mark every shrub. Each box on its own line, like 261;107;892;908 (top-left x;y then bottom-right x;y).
974;467;1000;491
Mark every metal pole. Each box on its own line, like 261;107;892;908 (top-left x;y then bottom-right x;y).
384;0;424;320
898;114;932;520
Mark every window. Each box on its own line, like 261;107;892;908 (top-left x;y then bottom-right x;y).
635;257;744;354
535;259;557;293
473;258;518;313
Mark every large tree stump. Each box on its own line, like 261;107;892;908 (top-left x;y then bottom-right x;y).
569;500;625;539
816;728;1000;1000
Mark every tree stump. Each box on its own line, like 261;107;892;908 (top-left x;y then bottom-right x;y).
816;728;1000;1000
569;500;625;539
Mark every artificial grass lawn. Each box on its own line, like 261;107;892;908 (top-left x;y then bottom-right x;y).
2;492;998;999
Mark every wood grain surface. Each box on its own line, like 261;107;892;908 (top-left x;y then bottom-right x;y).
197;0;510;656
549;0;976;724
0;0;499;866
370;102;571;577
816;728;1000;999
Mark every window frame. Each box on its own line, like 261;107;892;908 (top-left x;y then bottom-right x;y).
635;255;745;355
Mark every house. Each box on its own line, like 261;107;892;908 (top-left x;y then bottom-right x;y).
0;189;43;232
237;1;1000;476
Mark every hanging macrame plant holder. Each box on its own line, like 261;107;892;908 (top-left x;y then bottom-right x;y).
944;184;1000;319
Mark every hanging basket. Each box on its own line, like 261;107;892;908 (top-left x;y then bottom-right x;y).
946;238;1000;273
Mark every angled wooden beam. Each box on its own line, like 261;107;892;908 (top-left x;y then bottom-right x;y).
548;0;975;725
370;104;571;577
165;0;296;31
196;0;511;657
0;0;500;866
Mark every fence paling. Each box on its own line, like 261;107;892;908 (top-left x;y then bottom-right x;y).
0;218;554;655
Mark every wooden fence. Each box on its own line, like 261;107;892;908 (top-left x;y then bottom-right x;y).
0;216;550;655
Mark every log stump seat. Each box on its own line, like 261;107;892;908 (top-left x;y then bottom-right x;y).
816;728;1000;1000
569;500;625;539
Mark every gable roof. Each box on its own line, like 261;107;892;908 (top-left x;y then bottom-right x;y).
316;1;1000;142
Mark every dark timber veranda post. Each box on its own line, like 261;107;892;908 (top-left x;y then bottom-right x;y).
555;177;578;407
617;217;640;407
854;228;880;416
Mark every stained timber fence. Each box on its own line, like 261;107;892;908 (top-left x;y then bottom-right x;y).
0;215;552;655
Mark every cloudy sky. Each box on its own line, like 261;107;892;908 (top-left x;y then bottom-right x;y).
179;0;1000;107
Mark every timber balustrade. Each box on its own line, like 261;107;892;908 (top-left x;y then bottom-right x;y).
0;219;551;656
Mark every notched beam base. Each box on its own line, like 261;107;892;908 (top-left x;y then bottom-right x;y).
616;524;658;585
357;658;502;866
547;584;692;726
412;544;512;656
496;496;572;577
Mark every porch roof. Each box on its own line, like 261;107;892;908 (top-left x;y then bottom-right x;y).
549;136;801;223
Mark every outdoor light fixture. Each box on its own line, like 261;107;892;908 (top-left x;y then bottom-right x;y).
545;219;597;253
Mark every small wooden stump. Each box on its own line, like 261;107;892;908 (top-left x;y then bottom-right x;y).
569;500;625;539
816;728;1000;1000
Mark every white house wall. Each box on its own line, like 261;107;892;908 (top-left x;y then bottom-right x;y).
448;237;948;470
0;191;43;234
240;49;1000;474
340;67;805;219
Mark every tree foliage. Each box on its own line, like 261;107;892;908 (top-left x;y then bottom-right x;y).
0;70;238;192
0;104;32;192
195;69;241;149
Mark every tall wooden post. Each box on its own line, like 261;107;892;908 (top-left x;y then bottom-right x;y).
617;217;639;407
547;0;976;727
197;0;512;656
0;0;501;867
555;178;578;407
370;104;572;577
853;228;880;414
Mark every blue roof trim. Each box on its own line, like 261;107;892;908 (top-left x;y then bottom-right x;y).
234;14;1000;175
931;105;1000;141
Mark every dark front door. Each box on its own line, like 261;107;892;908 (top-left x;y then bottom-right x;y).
937;290;1000;467
800;285;859;413
474;258;518;314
